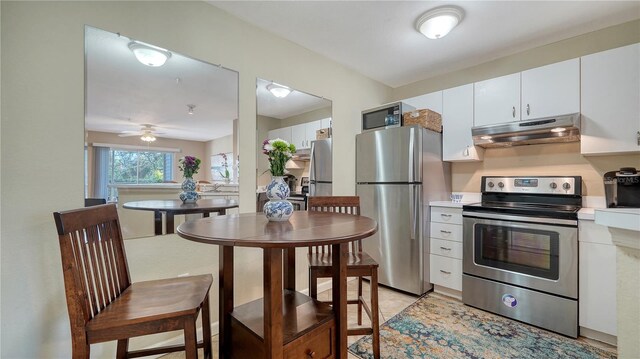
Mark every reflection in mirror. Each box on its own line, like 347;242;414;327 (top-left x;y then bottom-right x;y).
85;26;239;239
256;78;332;212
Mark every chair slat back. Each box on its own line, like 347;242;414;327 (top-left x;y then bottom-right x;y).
307;196;361;254
53;204;131;331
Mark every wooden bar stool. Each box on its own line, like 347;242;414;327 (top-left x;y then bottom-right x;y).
307;196;380;359
53;204;213;359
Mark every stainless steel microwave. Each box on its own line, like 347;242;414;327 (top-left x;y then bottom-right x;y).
362;102;415;132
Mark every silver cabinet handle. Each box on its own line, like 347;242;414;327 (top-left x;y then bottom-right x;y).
463;146;470;157
440;230;452;234
440;214;452;218
440;270;451;274
526;104;530;116
512;106;516;118
440;246;452;251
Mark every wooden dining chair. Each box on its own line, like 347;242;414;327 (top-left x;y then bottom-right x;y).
53;204;213;359
307;196;380;359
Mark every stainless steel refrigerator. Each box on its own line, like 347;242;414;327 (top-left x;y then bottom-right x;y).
309;139;332;196
356;126;450;295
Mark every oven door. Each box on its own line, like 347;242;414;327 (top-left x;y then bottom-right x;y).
463;212;578;299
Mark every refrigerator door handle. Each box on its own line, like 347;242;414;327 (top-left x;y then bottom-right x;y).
410;185;421;241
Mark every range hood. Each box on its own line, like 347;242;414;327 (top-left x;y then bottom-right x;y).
472;113;580;148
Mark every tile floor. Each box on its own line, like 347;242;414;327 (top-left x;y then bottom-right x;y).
161;279;615;358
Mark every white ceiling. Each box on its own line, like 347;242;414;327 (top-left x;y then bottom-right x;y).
211;1;640;88
256;78;331;119
85;26;239;142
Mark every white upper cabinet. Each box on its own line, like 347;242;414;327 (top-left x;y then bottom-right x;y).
267;126;292;144
474;73;521;126
581;43;640;155
442;84;484;162
320;117;332;129
290;123;307;150
305;120;323;147
521;58;580;120
403;91;443;114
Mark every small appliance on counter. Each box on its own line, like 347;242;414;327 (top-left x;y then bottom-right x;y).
283;174;297;193
361;102;415;132
604;167;640;208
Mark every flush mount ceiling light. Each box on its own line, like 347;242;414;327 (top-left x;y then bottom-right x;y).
140;131;156;142
551;127;567;133
267;83;292;98
416;6;464;40
187;104;196;115
128;41;172;67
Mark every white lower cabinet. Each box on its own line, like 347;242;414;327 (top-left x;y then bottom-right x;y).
579;219;617;343
429;205;463;297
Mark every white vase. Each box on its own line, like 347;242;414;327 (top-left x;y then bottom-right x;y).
263;176;293;221
179;177;200;203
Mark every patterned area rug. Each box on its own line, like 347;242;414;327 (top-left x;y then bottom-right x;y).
349;294;616;359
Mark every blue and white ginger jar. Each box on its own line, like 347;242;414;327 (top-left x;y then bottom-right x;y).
263;176;293;221
179;177;200;204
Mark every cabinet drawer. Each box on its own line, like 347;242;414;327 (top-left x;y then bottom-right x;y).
430;238;463;259
430;254;462;291
431;207;463;225
430;222;462;242
284;321;335;359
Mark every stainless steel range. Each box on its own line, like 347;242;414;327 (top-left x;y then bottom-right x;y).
462;176;581;338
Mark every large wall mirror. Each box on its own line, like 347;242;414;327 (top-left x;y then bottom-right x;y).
255;78;332;212
85;26;239;239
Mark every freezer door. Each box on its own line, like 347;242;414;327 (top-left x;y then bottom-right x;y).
309;139;332;183
357;183;424;295
356;126;422;183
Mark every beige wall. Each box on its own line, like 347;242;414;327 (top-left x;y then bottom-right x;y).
0;1;389;357
280;106;332;128
452;143;640;196
392;19;640;197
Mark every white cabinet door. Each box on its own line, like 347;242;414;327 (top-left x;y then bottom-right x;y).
579;220;617;336
442;84;484;162
474;73;520;126
521;58;580;120
268;127;292;144
581;43;640;155
305;120;323;148
290;124;306;149
403;91;443;114
320;117;332;129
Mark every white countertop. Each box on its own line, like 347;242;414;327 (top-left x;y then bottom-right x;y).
429;201;473;208
595;208;640;232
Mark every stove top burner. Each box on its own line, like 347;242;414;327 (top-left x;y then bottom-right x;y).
470;201;581;213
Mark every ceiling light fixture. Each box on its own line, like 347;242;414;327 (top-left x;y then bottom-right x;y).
267;83;292;98
416;6;464;40
140;132;156;142
128;41;172;67
551;127;567;133
187;104;196;115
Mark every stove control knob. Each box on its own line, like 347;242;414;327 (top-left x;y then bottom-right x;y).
550;182;558;189
562;182;571;190
487;182;495;188
498;182;505;188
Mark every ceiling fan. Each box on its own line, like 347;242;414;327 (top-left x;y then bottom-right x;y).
118;124;166;142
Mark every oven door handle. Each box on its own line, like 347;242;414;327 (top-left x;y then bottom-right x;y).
462;211;577;226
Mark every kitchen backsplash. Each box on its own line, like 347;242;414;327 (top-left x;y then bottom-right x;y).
452;142;640;197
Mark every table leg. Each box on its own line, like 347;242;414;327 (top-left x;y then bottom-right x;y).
283;248;296;291
166;213;175;234
263;248;284;358
153;211;163;235
219;246;234;359
332;242;348;359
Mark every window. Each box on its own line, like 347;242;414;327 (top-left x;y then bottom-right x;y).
211;152;234;181
111;149;173;184
93;146;175;201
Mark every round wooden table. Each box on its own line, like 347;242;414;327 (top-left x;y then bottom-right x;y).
177;211;377;359
123;199;238;235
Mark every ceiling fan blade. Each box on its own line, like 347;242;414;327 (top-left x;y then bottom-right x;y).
118;132;141;137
